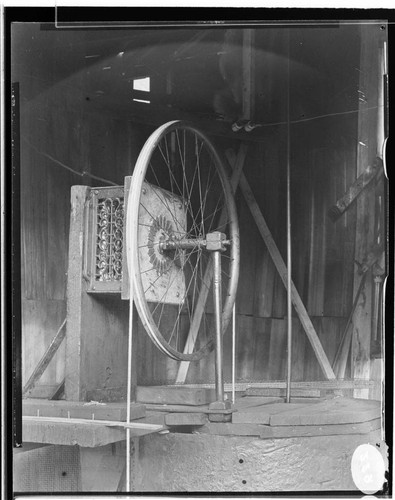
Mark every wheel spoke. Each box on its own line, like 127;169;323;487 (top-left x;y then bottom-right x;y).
130;122;239;361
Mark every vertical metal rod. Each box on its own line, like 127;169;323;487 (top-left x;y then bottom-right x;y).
232;303;236;404
126;292;134;491
286;27;292;404
213;251;224;402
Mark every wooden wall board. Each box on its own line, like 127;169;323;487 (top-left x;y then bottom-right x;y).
290;318;306;382
267;319;287;380
22;299;66;386
236;315;256;381
251;317;272;380
269;398;380;426
236;195;259;316
136;386;216;406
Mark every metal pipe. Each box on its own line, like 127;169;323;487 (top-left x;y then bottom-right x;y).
286;27;292;404
213;251;224;402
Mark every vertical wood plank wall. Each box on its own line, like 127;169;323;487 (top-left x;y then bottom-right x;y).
15;24;382;394
13;24;152;390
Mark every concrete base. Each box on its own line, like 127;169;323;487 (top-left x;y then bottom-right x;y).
134;428;385;492
13;417;387;493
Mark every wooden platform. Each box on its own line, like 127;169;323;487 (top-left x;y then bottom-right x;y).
147;395;382;439
21;399;160;447
21;394;382;446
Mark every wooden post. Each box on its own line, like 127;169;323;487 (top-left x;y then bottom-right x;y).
351;24;385;399
65;186;131;402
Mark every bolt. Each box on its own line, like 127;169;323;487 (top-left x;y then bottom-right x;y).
142;188;146;195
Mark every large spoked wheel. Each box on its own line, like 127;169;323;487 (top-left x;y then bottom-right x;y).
126;121;239;361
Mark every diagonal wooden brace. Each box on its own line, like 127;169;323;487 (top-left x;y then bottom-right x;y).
228;155;336;380
23;319;67;396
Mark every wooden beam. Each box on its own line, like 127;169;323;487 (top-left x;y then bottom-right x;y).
22;319;66;396
145;404;233;415
175;143;249;384
165;413;208;426
22;416;163;447
327;158;383;222
22;399;146;422
136;386;216;406
23;415;161;430
227;158;336;380
168;379;376;391
245;388;321;398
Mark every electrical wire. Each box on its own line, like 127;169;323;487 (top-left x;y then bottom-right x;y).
21;135;118;186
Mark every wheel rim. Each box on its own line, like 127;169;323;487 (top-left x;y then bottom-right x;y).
127;121;240;361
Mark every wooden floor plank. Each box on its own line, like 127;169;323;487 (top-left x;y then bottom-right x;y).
259;417;382;438
232;396;283;410
195;423;263;437
145;404;233;415
269;398;381;426
232;402;312;425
